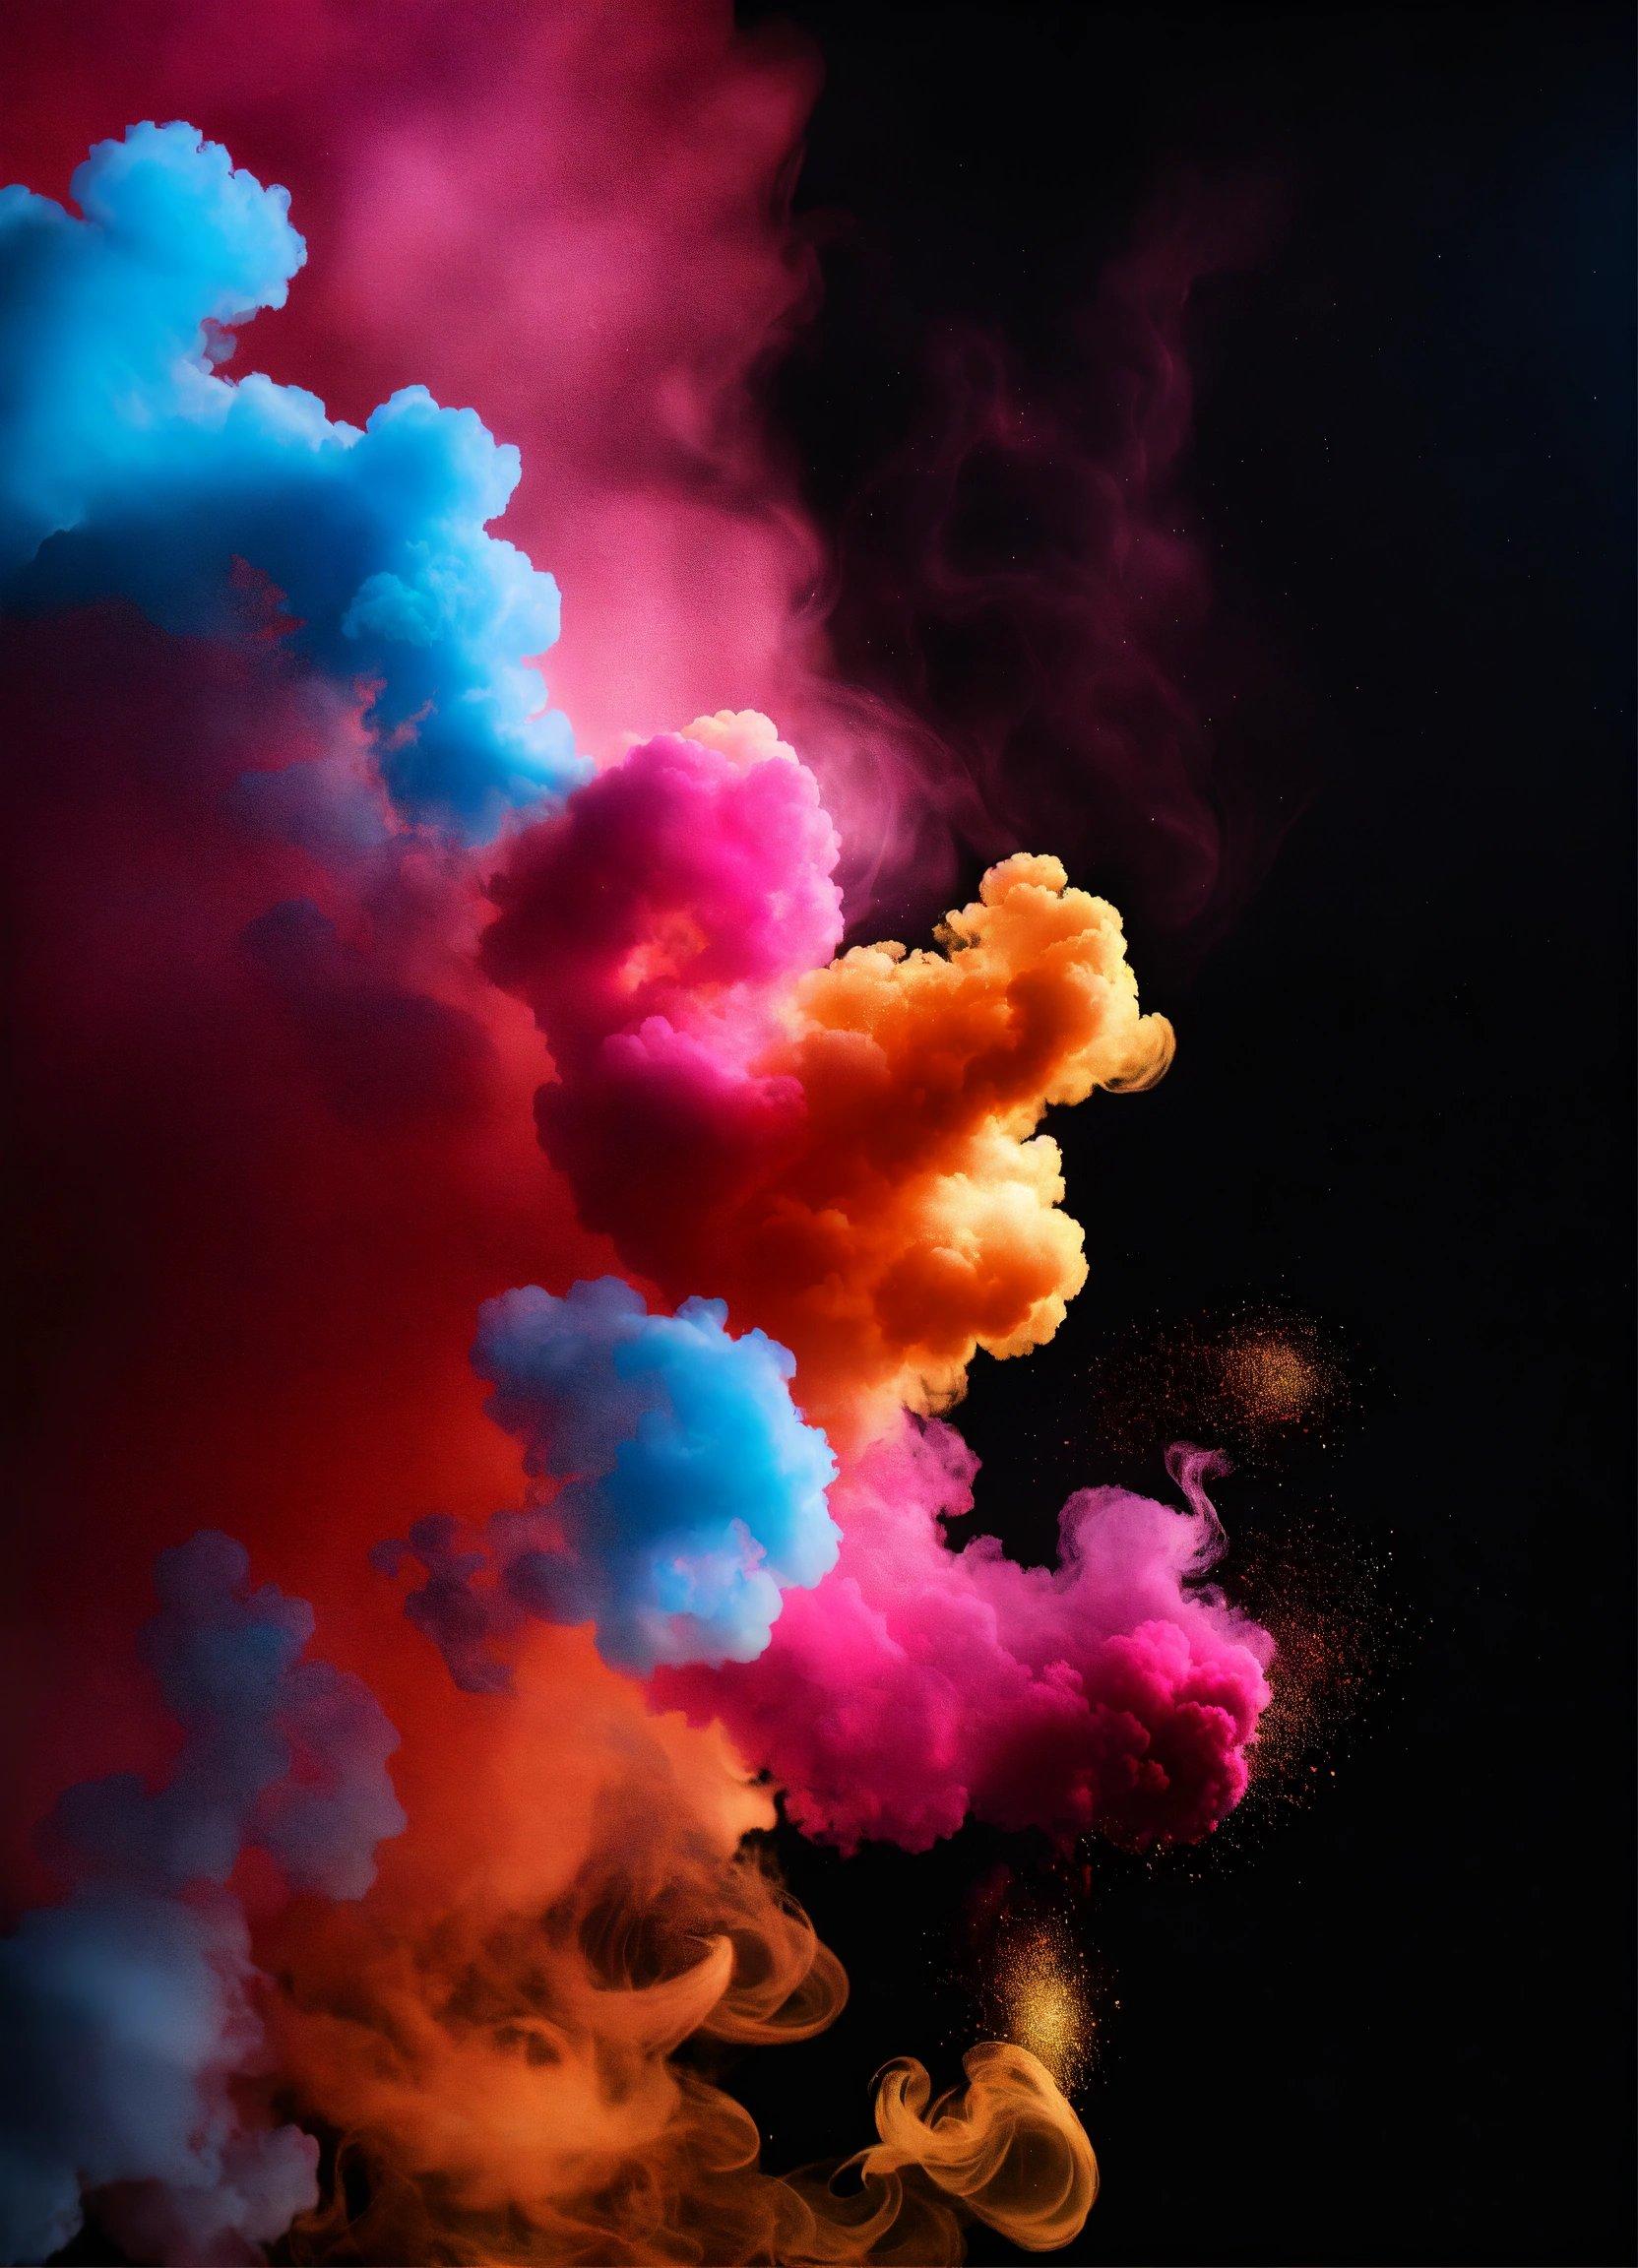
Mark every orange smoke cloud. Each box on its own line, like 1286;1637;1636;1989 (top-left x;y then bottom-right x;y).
761;850;1175;1435
272;1623;1094;2263
850;2046;1098;2257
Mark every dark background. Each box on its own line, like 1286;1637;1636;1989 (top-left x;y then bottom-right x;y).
725;4;1637;2262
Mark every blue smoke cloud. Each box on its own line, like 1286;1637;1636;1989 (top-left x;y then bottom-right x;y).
379;1278;840;1678
0;1895;318;2267
0;1533;405;2265
0;122;583;839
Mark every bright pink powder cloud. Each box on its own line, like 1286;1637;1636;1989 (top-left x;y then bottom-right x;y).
481;711;842;1258
657;1426;1274;1854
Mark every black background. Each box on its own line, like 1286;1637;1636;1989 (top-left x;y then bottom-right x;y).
26;5;1634;2264
722;5;1636;2263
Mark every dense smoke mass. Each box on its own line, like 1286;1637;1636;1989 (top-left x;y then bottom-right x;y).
0;21;1288;2260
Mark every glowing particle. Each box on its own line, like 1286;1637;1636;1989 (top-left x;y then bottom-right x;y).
989;1918;1094;2095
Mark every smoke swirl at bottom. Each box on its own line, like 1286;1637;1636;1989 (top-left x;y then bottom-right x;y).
276;1625;1096;2264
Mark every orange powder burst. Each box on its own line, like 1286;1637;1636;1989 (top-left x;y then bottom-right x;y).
1072;1305;1353;1477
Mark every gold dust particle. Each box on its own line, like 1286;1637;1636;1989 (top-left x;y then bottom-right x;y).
1233;1513;1407;1826
991;1921;1093;2094
1239;1339;1314;1417
1215;1323;1339;1436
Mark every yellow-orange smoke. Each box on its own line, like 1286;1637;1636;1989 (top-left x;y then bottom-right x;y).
850;2045;1098;2254
272;1624;1096;2263
754;850;1174;1440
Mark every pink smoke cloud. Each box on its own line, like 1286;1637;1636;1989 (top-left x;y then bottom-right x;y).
481;710;843;1261
657;1428;1274;1854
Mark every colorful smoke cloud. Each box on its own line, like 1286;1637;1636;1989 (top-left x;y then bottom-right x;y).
481;714;1175;1441
2;0;1298;935
0;42;1284;2266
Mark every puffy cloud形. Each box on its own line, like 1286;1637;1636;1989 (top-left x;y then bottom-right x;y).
0;123;582;837
657;1429;1273;1853
379;1277;840;1678
484;716;1174;1440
